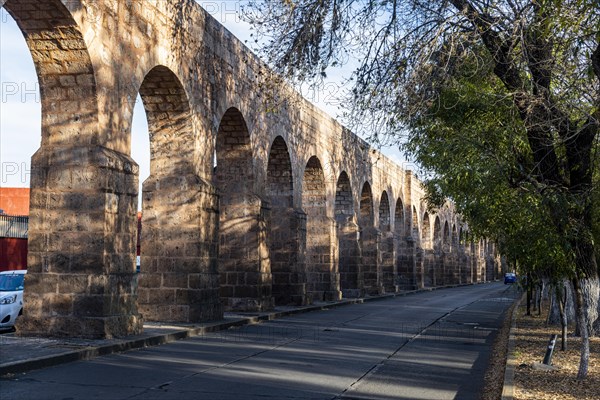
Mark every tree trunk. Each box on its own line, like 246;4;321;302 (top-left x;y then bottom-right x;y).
557;284;568;351
574;280;599;338
569;221;599;380
547;287;556;325
526;273;532;316
566;280;577;323
573;278;590;380
537;281;544;316
596;289;600;335
580;278;600;337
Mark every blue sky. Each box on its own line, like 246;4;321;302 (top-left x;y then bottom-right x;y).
0;2;405;204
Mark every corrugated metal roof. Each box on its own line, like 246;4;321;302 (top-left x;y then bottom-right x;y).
0;214;28;238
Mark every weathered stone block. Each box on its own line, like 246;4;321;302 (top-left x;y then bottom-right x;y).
73;295;105;317
44;293;74;316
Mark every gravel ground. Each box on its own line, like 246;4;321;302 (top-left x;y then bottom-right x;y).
481;294;599;400
512;301;600;400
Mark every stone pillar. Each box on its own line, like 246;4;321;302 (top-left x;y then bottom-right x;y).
465;245;474;283
381;232;397;293
360;226;383;295
306;216;341;302
270;209;308;306
434;250;444;286
443;251;458;285
485;255;495;282
473;256;479;283
453;252;461;284
461;250;470;284
218;195;274;312
138;174;222;322
17;146;143;339
396;235;417;290
477;255;486;282
415;246;425;289
452;252;460;284
423;249;435;287
327;220;342;301
454;253;461;284
338;220;364;298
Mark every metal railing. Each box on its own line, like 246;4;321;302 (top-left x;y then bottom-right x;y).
0;214;29;238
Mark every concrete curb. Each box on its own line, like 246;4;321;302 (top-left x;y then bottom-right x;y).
501;293;524;400
0;282;481;377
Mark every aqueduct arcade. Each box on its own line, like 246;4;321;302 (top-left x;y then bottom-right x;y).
2;0;502;338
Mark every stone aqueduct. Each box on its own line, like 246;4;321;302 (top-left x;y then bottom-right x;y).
3;0;502;338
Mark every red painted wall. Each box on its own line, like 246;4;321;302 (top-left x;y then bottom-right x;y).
0;238;27;271
137;212;142;256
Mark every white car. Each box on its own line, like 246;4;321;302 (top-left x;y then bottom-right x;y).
0;270;26;330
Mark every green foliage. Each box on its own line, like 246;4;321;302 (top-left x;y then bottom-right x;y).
403;50;575;279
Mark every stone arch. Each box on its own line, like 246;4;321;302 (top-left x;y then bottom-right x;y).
458;227;469;283
335;172;354;224
443;221;450;252
267;136;306;305
379;192;395;292
471;240;478;282
412;206;424;289
452;224;458;247
138;66;194;174
453;224;463;281
394;198;413;290
359;182;374;227
3;0;99;146
433;217;442;251
359;182;380;294
5;0;144;338
433;216;443;285
412;206;420;243
303;157;326;217
303;156;339;301
215;108;272;311
335;172;361;297
422;213;431;249
215;107;253;192
394;199;405;236
138;65;221;323
422;212;434;287
442;221;453;284
379;192;391;232
267;136;293;208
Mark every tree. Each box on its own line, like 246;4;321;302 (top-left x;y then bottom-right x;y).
406;51;577;349
245;0;599;379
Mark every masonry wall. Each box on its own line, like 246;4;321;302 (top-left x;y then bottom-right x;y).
3;0;502;339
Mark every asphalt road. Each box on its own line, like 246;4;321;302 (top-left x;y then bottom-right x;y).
0;283;518;400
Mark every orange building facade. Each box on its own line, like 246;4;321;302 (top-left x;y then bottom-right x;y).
0;188;30;216
0;188;30;271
